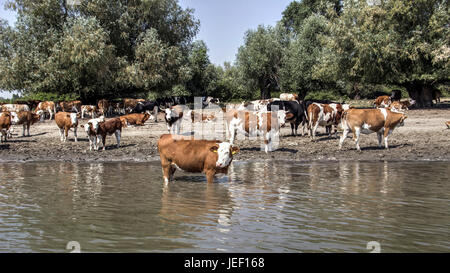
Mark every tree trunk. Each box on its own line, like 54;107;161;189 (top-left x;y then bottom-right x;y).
260;80;271;99
404;81;434;108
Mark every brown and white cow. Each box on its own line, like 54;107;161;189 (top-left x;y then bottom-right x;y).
445;121;450;129
123;98;145;114
188;110;216;123
119;112;151;127
157;134;239;183
34;101;56;120
97;99;110;117
339;108;407;151
80;116;105;151
1;111;20;139
225;109;286;153
279;93;299;102
0;112;14;143
374;95;391;108
165;105;184;134
55;112;80;142
1;104;30;113
12;111;41;137
59;100;82;113
81;105;98;119
389;99;415;113
93;118;122;150
307;102;345;140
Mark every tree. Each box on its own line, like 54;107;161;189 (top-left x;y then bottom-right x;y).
186;40;212;96
281;0;342;35
0;0;199;100
327;0;449;106
236;25;283;99
280;14;332;99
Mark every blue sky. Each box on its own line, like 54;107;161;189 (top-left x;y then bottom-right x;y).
0;0;293;98
178;0;292;65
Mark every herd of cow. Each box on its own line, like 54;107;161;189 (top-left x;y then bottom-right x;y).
0;92;415;183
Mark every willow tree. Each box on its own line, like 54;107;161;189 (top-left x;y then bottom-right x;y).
0;0;199;100
236;25;283;99
328;0;449;106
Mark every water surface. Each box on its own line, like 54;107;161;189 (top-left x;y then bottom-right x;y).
0;160;449;252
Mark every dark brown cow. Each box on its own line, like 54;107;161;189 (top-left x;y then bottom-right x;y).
157;134;239;183
339;108;407;151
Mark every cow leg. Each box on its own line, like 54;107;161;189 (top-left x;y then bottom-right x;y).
160;157;172;183
102;135;107;150
88;135;94;151
95;136;101;150
73;127;78;142
377;132;383;148
311;122;319;141
205;170;215;183
115;130;121;148
59;128;64;141
229;127;236;145
338;127;350;150
290;123;294;136
22;124;26;137
384;128;391;149
354;127;361;151
81;109;85;119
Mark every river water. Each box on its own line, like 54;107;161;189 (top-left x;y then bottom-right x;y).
0;160;449;253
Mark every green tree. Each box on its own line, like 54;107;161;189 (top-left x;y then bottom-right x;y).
0;0;199;100
327;0;449;106
236;25;283;99
280;14;332;99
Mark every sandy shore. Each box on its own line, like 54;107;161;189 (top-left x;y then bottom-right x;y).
1;107;450;163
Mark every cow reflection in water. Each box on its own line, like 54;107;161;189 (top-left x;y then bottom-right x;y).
160;180;234;229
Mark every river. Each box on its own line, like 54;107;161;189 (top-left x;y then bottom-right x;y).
0;160;449;252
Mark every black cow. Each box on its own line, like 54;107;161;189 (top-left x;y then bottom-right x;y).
390;89;402;102
267;100;308;136
131;101;159;122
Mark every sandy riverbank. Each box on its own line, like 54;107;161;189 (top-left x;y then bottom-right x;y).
1;107;450;163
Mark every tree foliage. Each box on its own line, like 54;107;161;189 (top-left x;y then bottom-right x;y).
0;0;199;101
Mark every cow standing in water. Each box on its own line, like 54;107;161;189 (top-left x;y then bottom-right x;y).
157;134;239;183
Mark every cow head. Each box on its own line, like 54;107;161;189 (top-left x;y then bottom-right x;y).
277;110;287;127
165;108;178;122
70;113;78;127
210;142;239;168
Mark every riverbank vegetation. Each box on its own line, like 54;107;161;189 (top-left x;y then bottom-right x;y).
0;0;448;106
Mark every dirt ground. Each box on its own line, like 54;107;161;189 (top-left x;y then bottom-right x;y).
1;107;450;163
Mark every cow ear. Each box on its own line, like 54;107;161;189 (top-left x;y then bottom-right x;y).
231;146;239;155
286;113;294;119
210;145;219;153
